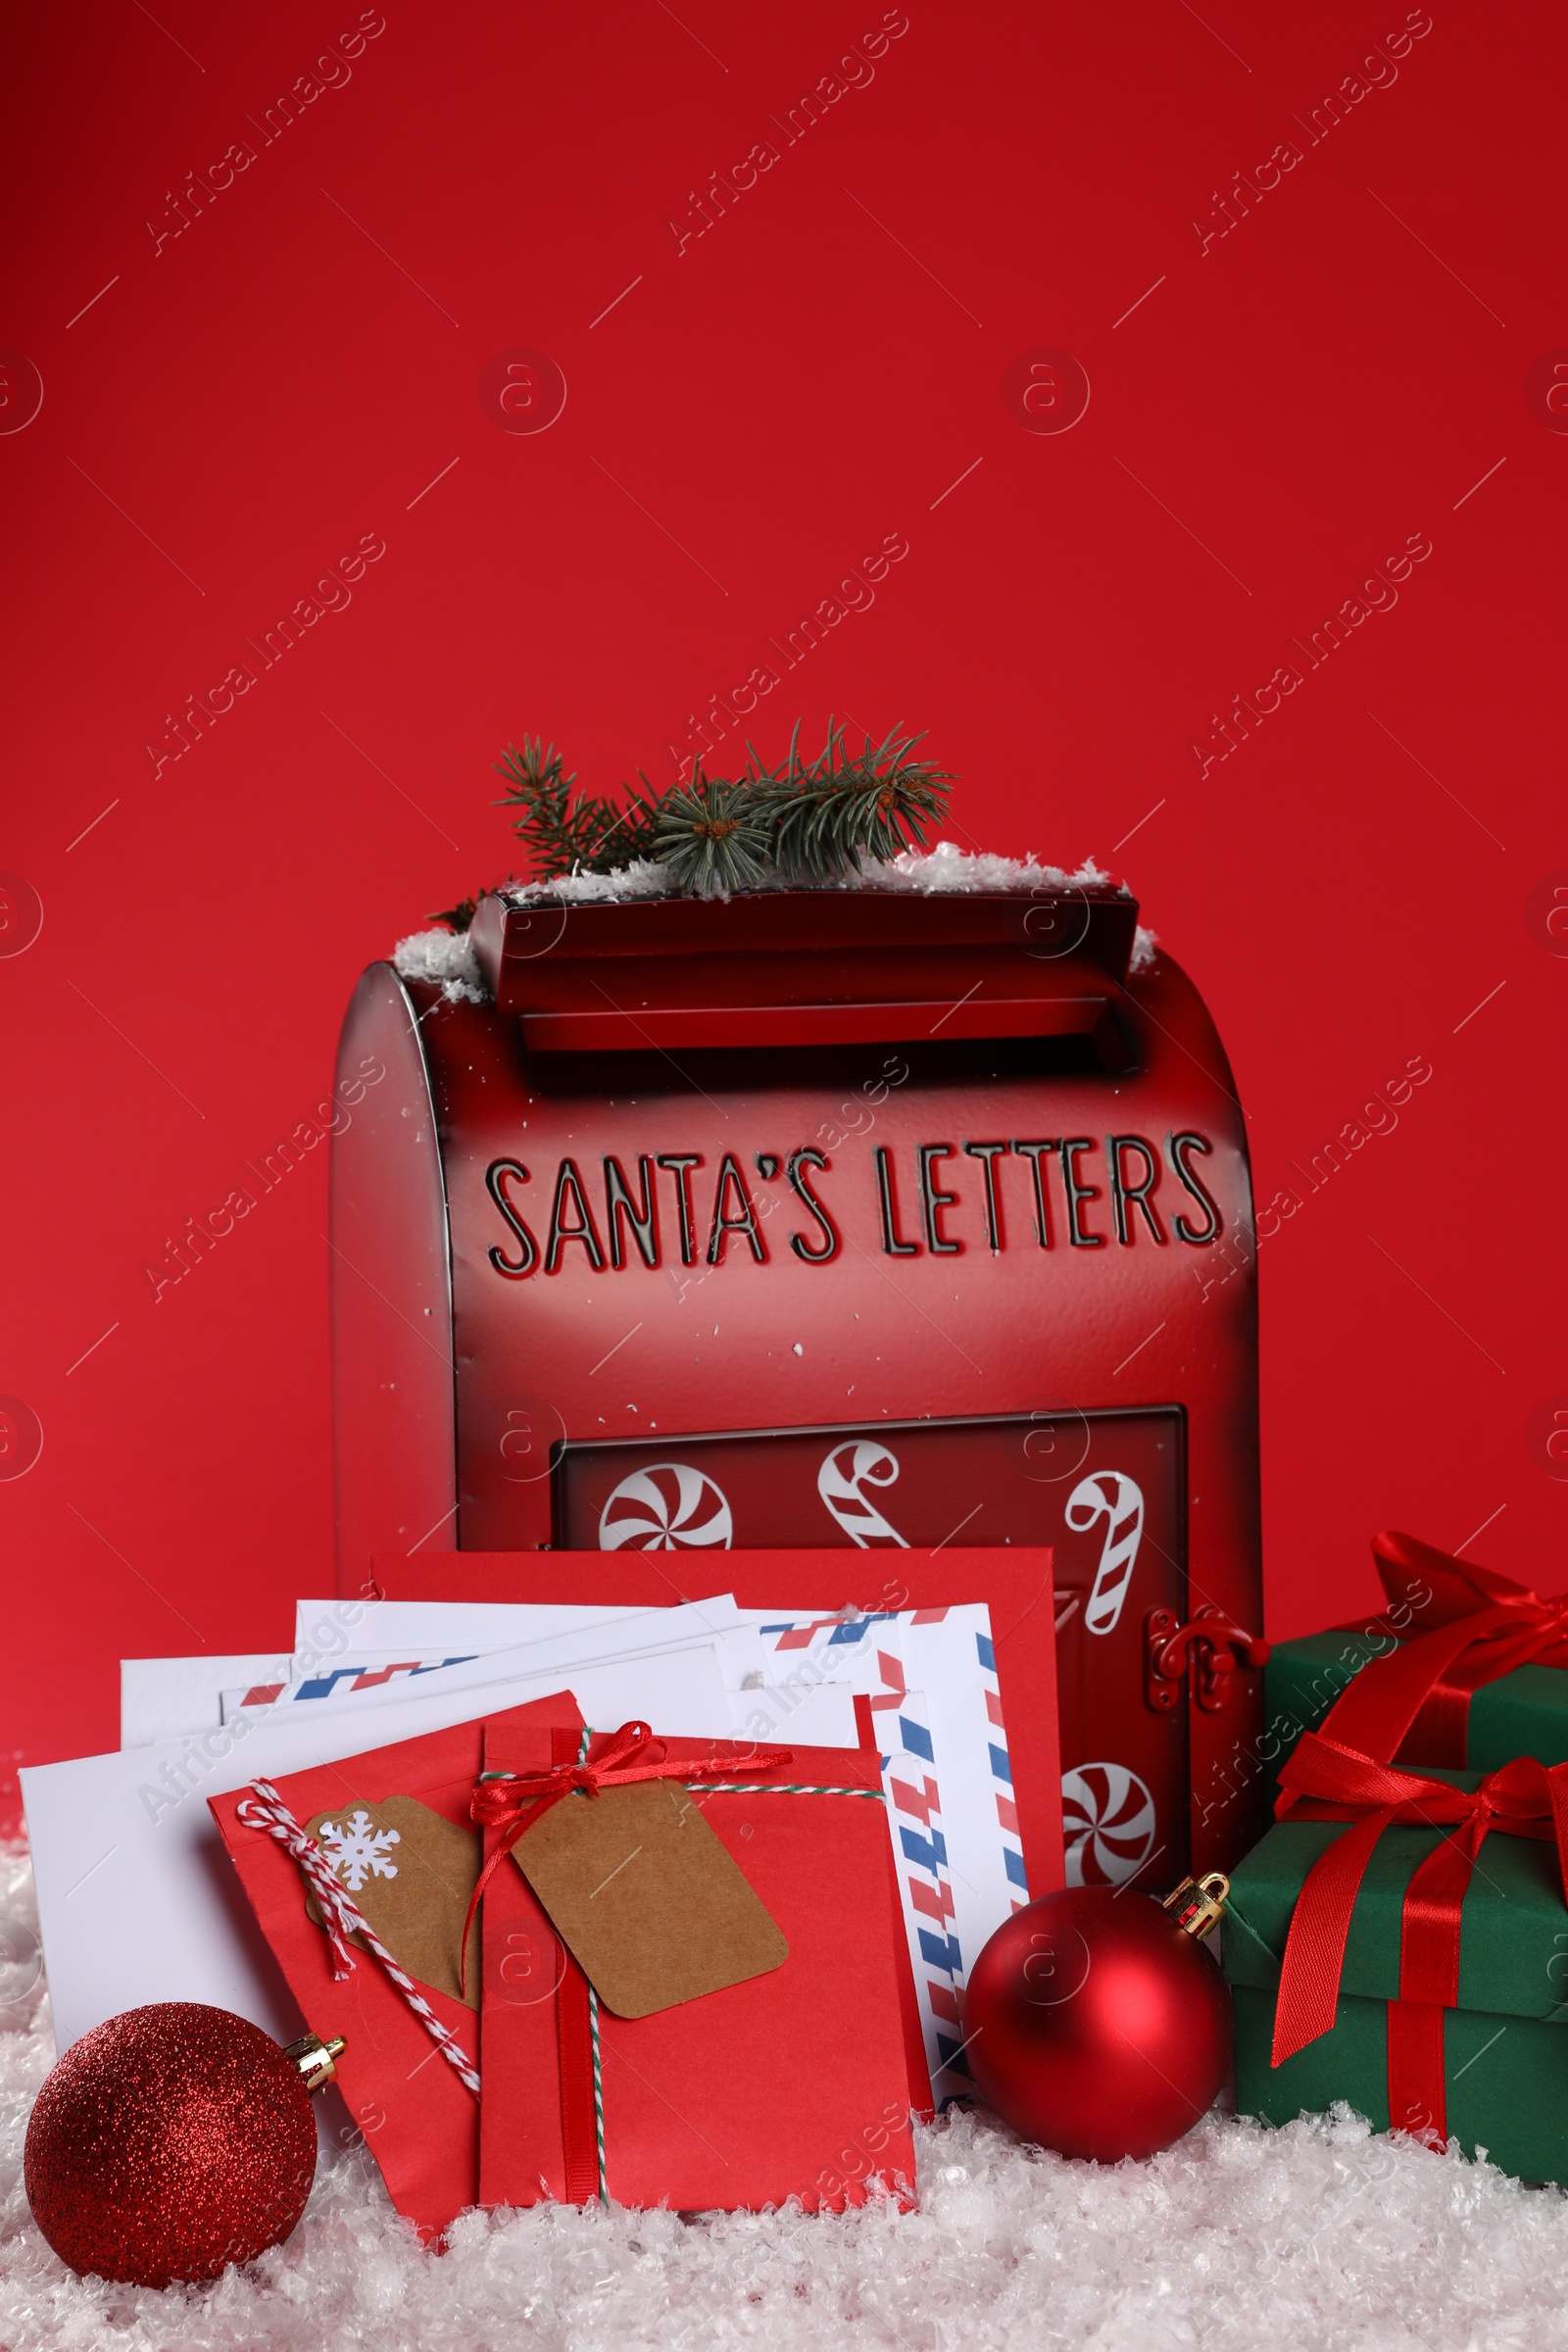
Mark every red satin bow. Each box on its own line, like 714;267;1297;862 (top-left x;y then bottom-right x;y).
1319;1529;1568;1765
1271;1730;1568;2080
460;1721;793;1989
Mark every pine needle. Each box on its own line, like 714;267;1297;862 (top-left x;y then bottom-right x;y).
436;722;956;913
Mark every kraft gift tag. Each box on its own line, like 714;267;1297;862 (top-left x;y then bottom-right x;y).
511;1780;789;2018
303;1795;481;2010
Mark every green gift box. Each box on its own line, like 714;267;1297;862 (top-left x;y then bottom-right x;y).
1263;1631;1568;1793
1258;1528;1568;1795
1224;1764;1568;2187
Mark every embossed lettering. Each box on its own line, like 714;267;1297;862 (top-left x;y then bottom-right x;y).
918;1144;960;1254
1106;1135;1166;1245
488;1131;1224;1275
656;1153;702;1265
1167;1131;1222;1244
603;1154;659;1269
787;1149;840;1261
707;1153;766;1264
874;1146;918;1255
1057;1139;1104;1248
962;1141;1007;1251
545;1158;606;1272
1009;1140;1056;1248
485;1157;538;1277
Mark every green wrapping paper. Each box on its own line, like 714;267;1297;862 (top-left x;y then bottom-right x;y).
1262;1631;1568;1794
1224;1777;1568;2186
1229;1988;1568;2183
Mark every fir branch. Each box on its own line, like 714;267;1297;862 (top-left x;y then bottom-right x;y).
493;737;665;878
753;721;953;882
651;770;776;896
574;775;662;874
428;894;478;933
495;738;621;878
473;718;956;902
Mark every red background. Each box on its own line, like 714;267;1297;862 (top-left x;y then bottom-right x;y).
2;0;1563;1822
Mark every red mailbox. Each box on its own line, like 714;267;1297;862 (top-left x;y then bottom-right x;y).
330;879;1264;1880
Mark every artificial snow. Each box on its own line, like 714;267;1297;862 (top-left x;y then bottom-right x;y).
7;1851;1568;2348
850;843;1116;898
392;847;1161;1006
390;927;485;1004
502;858;675;907
496;842;1124;910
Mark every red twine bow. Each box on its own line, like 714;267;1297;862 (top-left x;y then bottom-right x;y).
1269;1731;1568;2141
459;1721;793;1989
1319;1529;1568;1767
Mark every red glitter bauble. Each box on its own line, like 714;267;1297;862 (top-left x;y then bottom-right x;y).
965;1886;1233;2163
24;2003;318;2286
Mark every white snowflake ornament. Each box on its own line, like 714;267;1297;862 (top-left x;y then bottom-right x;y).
316;1809;401;1892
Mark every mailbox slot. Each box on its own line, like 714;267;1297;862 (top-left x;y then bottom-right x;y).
518;990;1113;1054
521;1018;1132;1098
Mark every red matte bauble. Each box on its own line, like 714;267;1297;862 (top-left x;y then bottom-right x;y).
964;1886;1233;2162
24;2003;318;2286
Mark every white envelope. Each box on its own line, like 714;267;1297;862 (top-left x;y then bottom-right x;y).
122;1654;289;1747
291;1594;733;1659
123;1597;743;1747
727;1681;860;1749
219;1601;754;1730
24;1643;735;2062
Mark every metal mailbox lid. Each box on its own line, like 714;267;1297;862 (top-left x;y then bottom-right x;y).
331;892;1260;1875
469;886;1144;1061
469;881;1142;1000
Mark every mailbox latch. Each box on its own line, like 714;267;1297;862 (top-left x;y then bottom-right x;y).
1146;1605;1270;1713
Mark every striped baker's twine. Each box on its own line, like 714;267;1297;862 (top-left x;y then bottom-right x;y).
566;1728;611;2210
687;1784;884;1797
587;1986;608;2205
235;1779;481;2098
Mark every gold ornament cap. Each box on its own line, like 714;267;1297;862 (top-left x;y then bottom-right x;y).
285;2031;347;2094
1160;1872;1230;1942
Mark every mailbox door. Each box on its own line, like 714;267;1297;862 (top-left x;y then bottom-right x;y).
556;1407;1191;1890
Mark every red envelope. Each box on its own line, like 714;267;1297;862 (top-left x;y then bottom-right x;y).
372;1545;1064;1890
478;1721;923;2213
209;1691;583;2238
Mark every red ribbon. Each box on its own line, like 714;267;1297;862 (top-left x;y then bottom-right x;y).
1270;1730;1568;2141
1319;1529;1568;1766
461;1721;793;1991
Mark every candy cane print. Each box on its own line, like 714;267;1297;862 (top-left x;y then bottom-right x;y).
817;1441;909;1548
1065;1471;1146;1636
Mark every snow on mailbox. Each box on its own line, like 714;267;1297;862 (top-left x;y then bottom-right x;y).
329;856;1265;1879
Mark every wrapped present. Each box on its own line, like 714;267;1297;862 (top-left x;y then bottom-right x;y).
1223;1729;1568;2185
1263;1529;1568;1787
477;1719;925;2212
209;1690;586;2236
